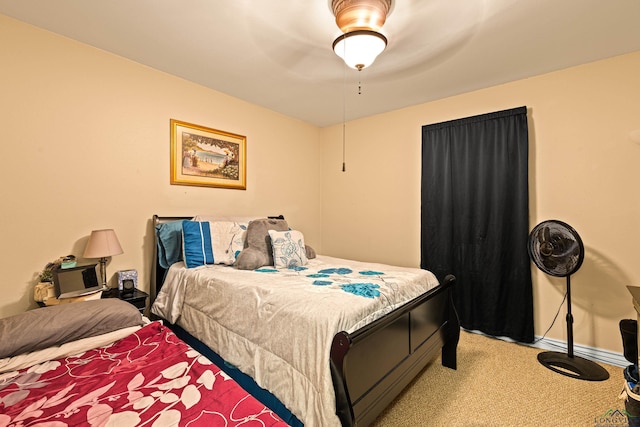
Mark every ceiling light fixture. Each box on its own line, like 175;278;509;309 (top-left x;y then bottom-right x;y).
332;30;387;71
331;0;392;70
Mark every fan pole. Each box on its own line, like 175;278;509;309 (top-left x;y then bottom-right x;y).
536;273;609;381
566;275;574;358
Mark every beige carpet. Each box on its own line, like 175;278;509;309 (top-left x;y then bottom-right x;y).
372;331;627;427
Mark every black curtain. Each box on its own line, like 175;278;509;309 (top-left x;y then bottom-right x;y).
421;106;533;343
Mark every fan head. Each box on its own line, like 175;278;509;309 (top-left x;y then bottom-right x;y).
528;220;584;277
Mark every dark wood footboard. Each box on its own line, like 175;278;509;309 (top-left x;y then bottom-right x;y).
330;274;458;427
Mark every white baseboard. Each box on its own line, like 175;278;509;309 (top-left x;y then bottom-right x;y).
464;328;630;368
529;336;630;368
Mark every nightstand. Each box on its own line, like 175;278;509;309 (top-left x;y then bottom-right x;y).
102;288;148;314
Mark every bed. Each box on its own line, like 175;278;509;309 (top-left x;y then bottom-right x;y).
150;215;459;427
0;299;288;426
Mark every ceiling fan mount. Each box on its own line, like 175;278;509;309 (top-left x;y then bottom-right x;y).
331;0;392;33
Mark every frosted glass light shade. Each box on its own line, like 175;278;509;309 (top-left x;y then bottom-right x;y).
333;30;387;70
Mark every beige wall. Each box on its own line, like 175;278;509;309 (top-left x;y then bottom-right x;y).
3;13;639;355
320;52;640;353
0;15;322;317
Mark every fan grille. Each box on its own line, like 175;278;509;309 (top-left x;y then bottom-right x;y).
528;220;584;277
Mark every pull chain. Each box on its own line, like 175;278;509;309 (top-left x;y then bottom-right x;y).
342;121;346;172
343;68;364;172
342;42;347;172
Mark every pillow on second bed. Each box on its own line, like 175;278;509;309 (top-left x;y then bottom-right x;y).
0;299;144;359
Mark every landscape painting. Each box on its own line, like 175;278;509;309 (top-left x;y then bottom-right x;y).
170;119;246;189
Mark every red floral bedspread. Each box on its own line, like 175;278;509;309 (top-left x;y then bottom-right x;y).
0;322;289;426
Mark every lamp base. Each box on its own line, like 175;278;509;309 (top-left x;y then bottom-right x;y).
99;257;108;289
537;351;610;381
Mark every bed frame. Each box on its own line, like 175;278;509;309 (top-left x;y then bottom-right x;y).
150;215;459;427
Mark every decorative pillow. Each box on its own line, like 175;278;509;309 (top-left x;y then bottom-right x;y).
155;220;184;268
210;221;247;264
182;221;214;268
182;220;247;268
0;299;143;359
235;218;289;270
268;229;309;269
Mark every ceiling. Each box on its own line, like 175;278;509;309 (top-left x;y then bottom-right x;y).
1;0;639;127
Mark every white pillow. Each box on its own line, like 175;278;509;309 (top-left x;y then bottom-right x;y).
268;229;308;269
210;221;248;265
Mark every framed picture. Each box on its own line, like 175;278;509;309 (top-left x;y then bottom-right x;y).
170;119;246;190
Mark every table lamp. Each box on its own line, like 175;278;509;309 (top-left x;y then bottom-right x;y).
83;229;123;290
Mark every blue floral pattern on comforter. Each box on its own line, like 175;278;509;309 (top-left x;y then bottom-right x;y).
256;265;392;298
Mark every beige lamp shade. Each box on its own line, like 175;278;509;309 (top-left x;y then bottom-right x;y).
84;229;123;290
83;229;123;258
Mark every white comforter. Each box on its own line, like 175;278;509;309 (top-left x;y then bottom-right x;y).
151;255;439;426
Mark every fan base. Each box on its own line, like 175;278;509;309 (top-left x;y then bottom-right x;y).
538;351;609;381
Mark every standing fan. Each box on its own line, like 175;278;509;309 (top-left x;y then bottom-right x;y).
528;220;609;381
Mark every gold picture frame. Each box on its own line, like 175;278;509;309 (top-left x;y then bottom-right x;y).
170;119;246;190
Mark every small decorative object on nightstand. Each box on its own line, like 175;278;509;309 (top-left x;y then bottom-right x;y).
102;288;148;314
121;279;135;298
117;269;138;297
